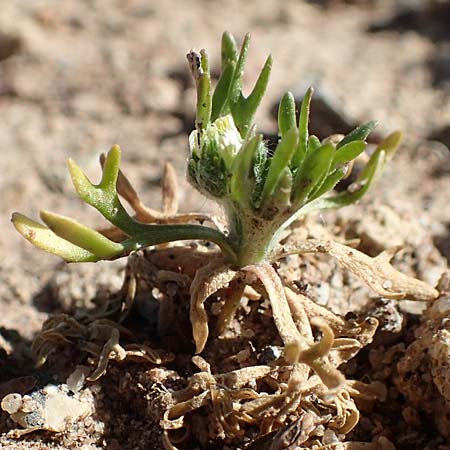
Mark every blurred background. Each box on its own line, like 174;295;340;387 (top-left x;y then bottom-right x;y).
1;0;450;334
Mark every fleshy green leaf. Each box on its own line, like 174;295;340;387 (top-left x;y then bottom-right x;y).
40;210;124;259
308;135;321;152
211;62;235;121
251;144;270;209
293;142;334;205
231;56;272;139
187;50;212;131
228;33;272;138
12;213;98;262
230;134;262;208
99;144;121;190
263;168;292;217
221;31;238;70
121;223;238;264
68;146;138;236
196;50;212;130
228;33;251;105
336;121;378;149
305;148;386;212
308;166;347;201
278;92;296;138
332;140;366;167
211;32;239;121
260;128;298;207
291;87;313;169
375;130;403;157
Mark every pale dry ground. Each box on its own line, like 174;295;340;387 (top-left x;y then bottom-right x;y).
0;0;449;448
1;0;449;312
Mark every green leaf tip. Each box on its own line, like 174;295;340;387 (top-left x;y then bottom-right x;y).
291;87;313;169
332;140;366;167
221;31;238;69
375;130;403;157
278;92;296;138
337;120;378;149
100;145;121;190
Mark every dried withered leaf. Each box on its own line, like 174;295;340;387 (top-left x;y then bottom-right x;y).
162;162;178;215
269;411;323;450
302;319;345;391
284;288;313;341
87;327;125;380
167;390;211;421
345;379;387;403
216;365;272;389
216;280;246;334
284;287;347;335
245;264;344;390
312;443;378;450
328;390;360;434
278;240;438;301
190;259;238;353
244;263;307;363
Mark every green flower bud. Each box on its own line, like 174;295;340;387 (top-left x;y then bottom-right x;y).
188;114;243;199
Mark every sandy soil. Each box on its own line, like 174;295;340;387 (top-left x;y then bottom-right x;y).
1;0;450;449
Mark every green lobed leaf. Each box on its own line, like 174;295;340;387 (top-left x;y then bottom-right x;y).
227;33;272;139
230;55;272;139
305;148;386;212
68;147;139;236
120;223;238;264
336;121;378;149
12;213;98;263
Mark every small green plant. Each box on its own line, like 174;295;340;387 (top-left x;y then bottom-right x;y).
12;32;437;393
14;32;397;268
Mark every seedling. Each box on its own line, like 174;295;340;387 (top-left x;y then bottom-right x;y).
12;32;437;406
